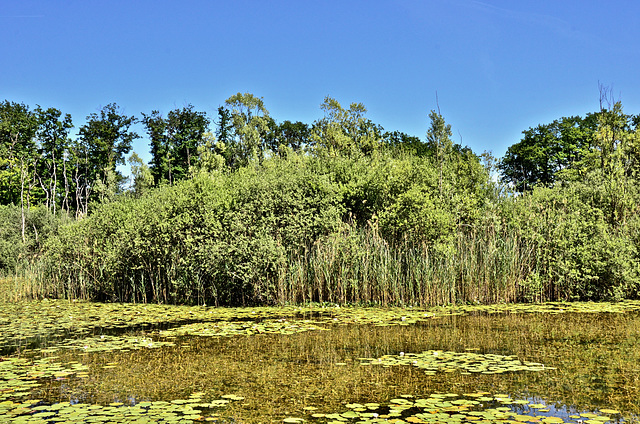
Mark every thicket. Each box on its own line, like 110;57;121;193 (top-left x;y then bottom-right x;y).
34;149;640;305
2;92;640;305
39;151;525;305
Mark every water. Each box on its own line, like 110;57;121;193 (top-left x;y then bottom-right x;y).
2;303;640;423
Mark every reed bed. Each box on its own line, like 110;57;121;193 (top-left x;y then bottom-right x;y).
276;225;535;306
5;223;536;307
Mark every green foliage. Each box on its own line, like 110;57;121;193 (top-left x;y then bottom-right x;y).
78;103;139;202
223;93;271;167
3;94;640;307
311;96;383;157
508;181;640;301
382;130;430;157
0;205;62;275
0;101;39;207
274;120;311;153
33;106;74;214
142;105;210;184
499;116;593;191
128;152;154;197
0;206;23;272
496;97;640;301
379;184;454;252
42;154;344;305
38;141;506;306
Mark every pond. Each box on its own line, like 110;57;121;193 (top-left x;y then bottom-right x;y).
1;300;639;423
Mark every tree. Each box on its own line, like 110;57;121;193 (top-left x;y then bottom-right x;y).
128;152;153;197
0;101;39;206
310;96;383;157
78;103;139;203
34;106;74;214
142;110;169;185
259;118;311;157
499;116;595;192
382;130;429;156
165;105;210;181
589;96;639;226
214;106;235;167
142;105;210;184
0;101;40;241
195;132;226;173
224;92;271;167
277;120;311;153
425;109;453;199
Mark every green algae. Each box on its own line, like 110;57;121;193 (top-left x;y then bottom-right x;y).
158;319;329;338
0;390;243;423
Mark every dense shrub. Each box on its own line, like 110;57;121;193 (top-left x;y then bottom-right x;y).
32;149;640;306
42;156;345;305
509;182;640;301
0;204;62;275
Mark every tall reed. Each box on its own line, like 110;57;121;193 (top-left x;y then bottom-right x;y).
0;261;53;302
277;223;534;306
6;220;538;307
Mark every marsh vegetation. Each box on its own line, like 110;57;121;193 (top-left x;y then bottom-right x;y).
2;90;640;306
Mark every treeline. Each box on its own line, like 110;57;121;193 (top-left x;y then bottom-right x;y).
0;93;432;275
1;90;639;305
0;94;417;214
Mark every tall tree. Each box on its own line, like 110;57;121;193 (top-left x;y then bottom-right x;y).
212;106;235;168
311;96;382;157
34;106;74;213
224;93;271;167
78;103;139;203
0;101;39;206
426;109;453;199
165;105;210;181
128;152;153;197
141;110;169;184
590;96;640;226
382;130;429;156
499;116;594;192
276;120;311;153
142;105;210;184
0;101;40;241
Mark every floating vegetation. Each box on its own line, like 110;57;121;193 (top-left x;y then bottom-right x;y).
55;335;176;353
362;350;556;375
308;392;622;424
3;300;640;353
0;357;88;401
0;390;242;423
158;319;330;338
2;301;640;423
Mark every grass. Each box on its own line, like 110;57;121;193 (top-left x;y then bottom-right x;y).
0;271;43;303
4;224;539;306
277;225;534;306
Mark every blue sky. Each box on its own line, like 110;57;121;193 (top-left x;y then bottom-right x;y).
2;0;639;166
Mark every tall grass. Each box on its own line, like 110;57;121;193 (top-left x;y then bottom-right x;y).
11;220;535;307
276;223;534;306
0;263;51;302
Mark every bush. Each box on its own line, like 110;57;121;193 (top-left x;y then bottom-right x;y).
509;183;640;301
42;156;344;305
0;204;62;275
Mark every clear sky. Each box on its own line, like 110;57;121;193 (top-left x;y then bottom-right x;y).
2;0;639;165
